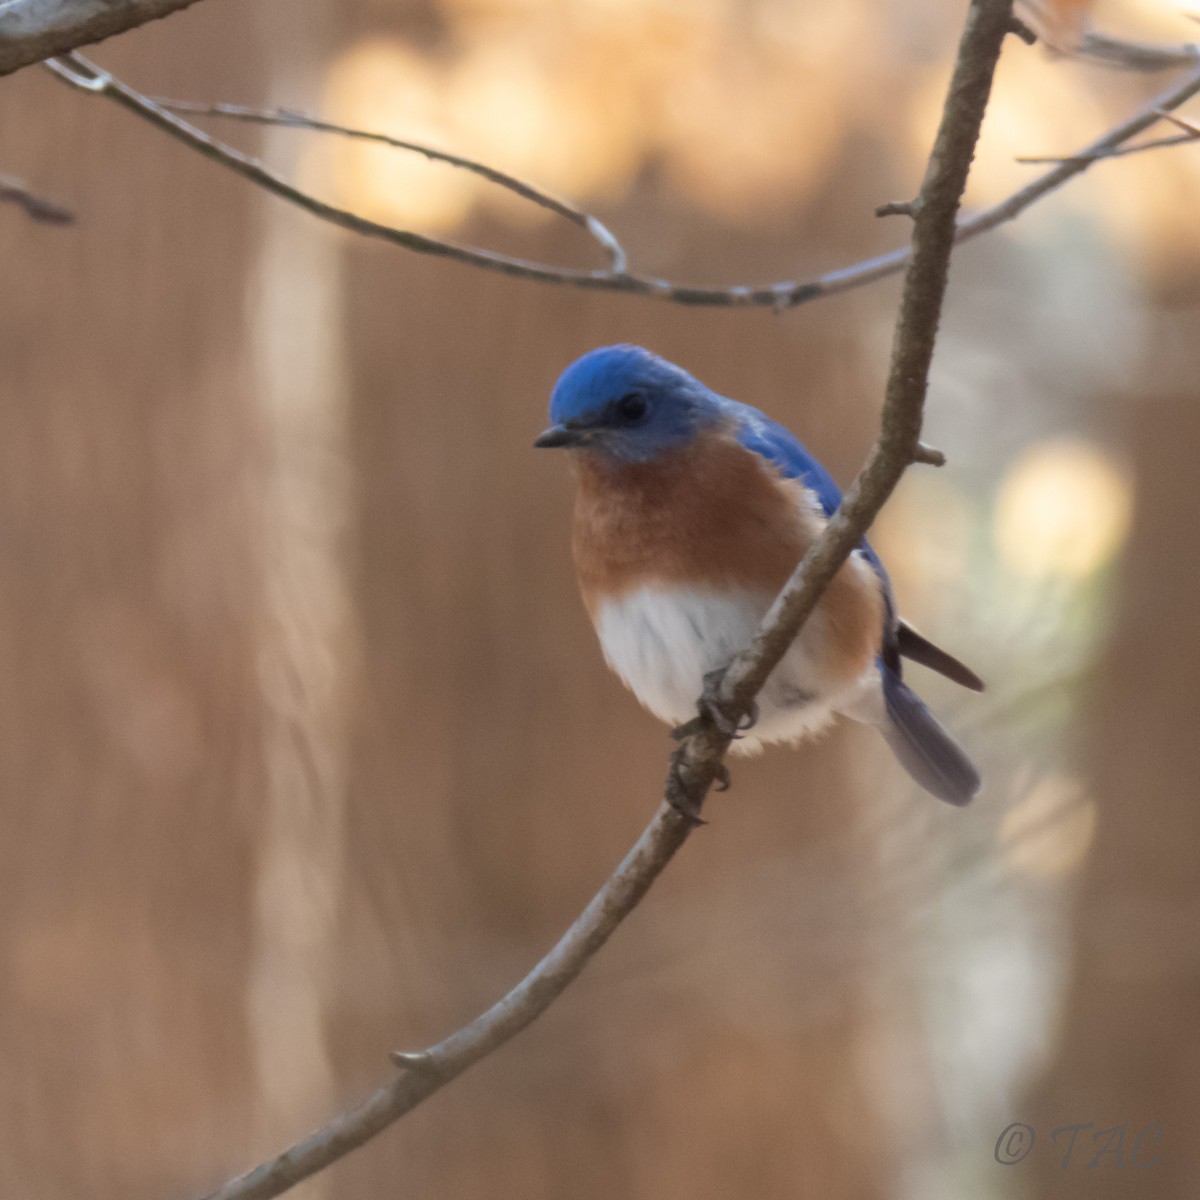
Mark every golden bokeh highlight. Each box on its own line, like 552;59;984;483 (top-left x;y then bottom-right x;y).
994;438;1133;579
311;0;1200;271
1001;771;1098;878
446;30;645;210
318;40;474;231
314;0;883;231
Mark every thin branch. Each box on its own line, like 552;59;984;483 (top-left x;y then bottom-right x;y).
1157;109;1200;135
1078;32;1200;73
194;3;1014;1199
0;170;73;224
1017;130;1198;164
1008;15;1039;46
0;0;205;79
46;47;1200;310
203;803;699;1200
146;99;627;273
1014;0;1200;69
948;61;1200;235
1017;108;1200;164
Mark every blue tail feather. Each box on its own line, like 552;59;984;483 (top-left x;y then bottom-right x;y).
881;668;980;806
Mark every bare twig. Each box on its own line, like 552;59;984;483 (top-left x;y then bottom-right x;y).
1014;0;1200;69
145;98;628;273
192;3;1015;1199
955;61;1200;225
875;198;922;219
0;171;73;224
202;803;700;1200
0;0;205;79
1016;131;1199;164
1157;109;1200;135
45;48;1200;310
914;442;947;467
1008;15;1039;46
1017;107;1200;164
1078;32;1200;73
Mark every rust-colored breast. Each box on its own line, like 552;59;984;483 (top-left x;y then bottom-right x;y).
571;430;885;681
573;432;804;605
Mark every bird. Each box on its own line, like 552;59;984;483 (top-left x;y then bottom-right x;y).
535;343;983;810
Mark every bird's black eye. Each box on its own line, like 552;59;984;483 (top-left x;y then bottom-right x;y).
614;392;648;424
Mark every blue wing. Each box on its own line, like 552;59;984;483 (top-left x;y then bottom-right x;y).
710;398;984;801
721;398;899;653
728;404;846;519
720;399;981;803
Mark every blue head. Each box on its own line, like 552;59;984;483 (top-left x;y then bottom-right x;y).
535;345;724;463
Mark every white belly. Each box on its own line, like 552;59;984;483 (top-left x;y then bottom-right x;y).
592;584;880;753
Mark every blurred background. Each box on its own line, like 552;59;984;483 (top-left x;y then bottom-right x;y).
1;0;1198;1197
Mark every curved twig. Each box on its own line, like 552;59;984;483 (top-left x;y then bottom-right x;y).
0;170;73;224
45;47;1200;310
192;3;1017;1199
144;98;628;274
202;801;698;1200
1078;32;1200;72
1018;106;1200;164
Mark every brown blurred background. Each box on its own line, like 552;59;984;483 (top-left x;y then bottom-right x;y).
1;0;1198;1197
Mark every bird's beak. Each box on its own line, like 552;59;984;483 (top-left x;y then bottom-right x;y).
534;422;588;449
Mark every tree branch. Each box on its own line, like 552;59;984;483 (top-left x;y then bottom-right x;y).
0;170;73;223
1017;106;1200;164
139;98;628;273
193;3;1015;1199
1078;32;1200;72
0;0;206;79
44;47;1200;310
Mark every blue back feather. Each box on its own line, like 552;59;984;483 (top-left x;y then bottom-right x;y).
716;396;897;635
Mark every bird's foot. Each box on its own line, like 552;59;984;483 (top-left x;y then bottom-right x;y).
697;668;758;740
665;743;731;826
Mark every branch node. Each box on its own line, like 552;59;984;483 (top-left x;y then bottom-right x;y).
913;442;947;467
1007;16;1038;46
0;173;74;224
875;198;922;219
44;53;107;90
771;284;798;313
389;1050;435;1071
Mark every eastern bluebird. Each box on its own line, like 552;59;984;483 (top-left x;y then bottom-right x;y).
536;344;983;806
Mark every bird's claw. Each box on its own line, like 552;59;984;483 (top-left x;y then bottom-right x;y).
670;715;703;742
665;748;734;825
697;668;758;740
666;745;708;825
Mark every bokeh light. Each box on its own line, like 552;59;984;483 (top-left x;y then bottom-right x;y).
994;438;1133;579
318;39;474;230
